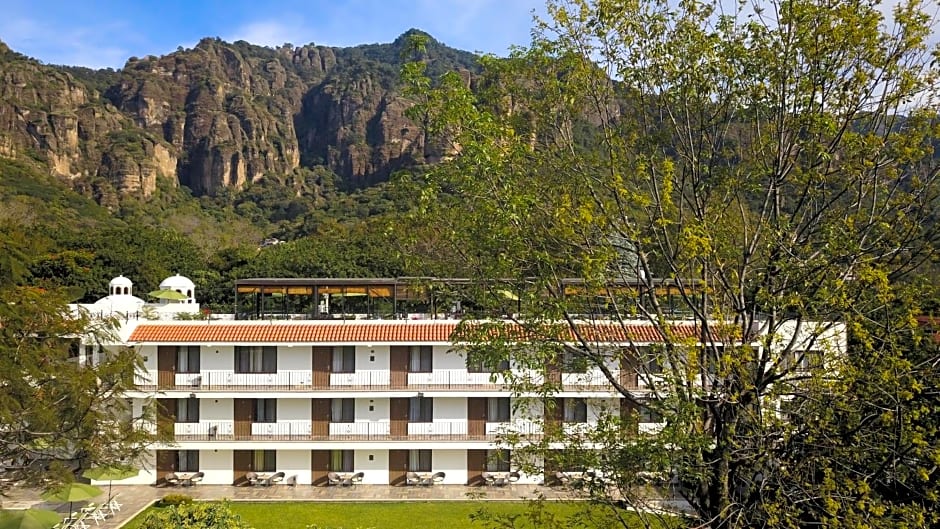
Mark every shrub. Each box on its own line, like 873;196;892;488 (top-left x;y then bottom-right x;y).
158;493;194;506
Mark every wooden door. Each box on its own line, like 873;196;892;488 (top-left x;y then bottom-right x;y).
467;449;487;486
546;355;561;385
311;450;330;486
620;398;639;437
157;346;177;389
233;450;252;485
468;398;486;438
234;398;253;440
389;398;408;438
390;346;408;388
157;398;177;438
545;397;562;434
388;449;408;486
156;450;175;486
312;346;331;388
619;349;639;389
311;399;330;437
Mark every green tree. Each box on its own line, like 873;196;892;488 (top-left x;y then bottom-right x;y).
0;223;158;493
138;501;253;529
403;0;940;527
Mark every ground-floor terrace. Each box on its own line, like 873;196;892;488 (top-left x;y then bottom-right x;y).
123;448;555;487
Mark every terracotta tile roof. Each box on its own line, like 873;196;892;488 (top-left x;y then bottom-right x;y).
128;321;697;344
129;322;460;343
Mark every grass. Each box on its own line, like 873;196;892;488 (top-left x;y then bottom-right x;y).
122;500;679;529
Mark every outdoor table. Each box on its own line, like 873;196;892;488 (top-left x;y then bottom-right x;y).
176;472;197;486
255;472;274;486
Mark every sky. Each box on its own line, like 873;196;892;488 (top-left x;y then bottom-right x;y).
0;0;547;69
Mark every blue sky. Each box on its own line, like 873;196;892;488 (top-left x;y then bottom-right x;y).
0;0;546;69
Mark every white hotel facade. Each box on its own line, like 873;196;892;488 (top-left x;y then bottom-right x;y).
79;275;841;488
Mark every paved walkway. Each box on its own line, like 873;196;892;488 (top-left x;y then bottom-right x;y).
2;484;578;528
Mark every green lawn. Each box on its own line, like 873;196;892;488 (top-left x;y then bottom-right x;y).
122;500;677;529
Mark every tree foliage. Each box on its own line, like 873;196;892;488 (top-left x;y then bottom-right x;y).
0;223;158;494
403;0;940;527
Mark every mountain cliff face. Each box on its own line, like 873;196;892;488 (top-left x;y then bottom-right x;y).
0;31;477;202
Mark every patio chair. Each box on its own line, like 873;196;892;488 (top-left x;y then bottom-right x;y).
507;471;521;483
349;471;364;485
269;471;285;485
405;471;422;486
81;503;107;525
189;471;205;485
245;471;259;486
555;471;570;486
481;472;496;486
327;472;343;486
431;471;446;485
164;472;180;486
106;494;122;515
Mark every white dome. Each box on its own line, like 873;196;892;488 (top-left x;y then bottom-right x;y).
159;274;195;290
90;294;147;314
110;275;133;288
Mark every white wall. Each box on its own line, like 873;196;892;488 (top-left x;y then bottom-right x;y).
139;346;157;371
199;449;233;484
587;398;619;422
355;398;389;422
364;345;390;370
278;399;311;421
277;450;311;485
279;347;310;370
202;346;233;370
435;346;465;369
434;398;466;421
201;398;233;421
433;450;467;484
355;450;389;484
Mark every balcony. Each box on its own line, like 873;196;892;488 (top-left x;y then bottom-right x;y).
406;370;510;389
329;370;390;387
165;420;529;442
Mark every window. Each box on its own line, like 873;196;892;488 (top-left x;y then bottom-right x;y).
487;397;510;422
408;449;432;472
786;350;824;371
176;397;199;423
561;350;588;373
639;403;663;423
177;450;199;472
235;346;276;374
330;450;354;472
641;351;663;374
409;346;432;373
177;346;200;373
253;450;276;472
485;449;511;472
254;399;277;423
409;397;433;422
467;354;510;373
331;399;355;423
563;398;588;423
332;346;355;373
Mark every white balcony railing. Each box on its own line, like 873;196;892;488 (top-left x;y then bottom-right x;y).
328;422;391;436
486;420;543;436
329;370;390;386
407;421;468;436
251;420;312;437
174;421;234;437
562;370;614;387
407;369;509;387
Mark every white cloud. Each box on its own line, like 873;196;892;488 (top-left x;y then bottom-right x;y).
225;20;314;48
0;15;135;68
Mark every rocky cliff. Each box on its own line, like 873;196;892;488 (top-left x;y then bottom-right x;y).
0;31;478;201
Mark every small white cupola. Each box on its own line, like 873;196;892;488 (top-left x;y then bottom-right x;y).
109;275;133;296
158;273;197;304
